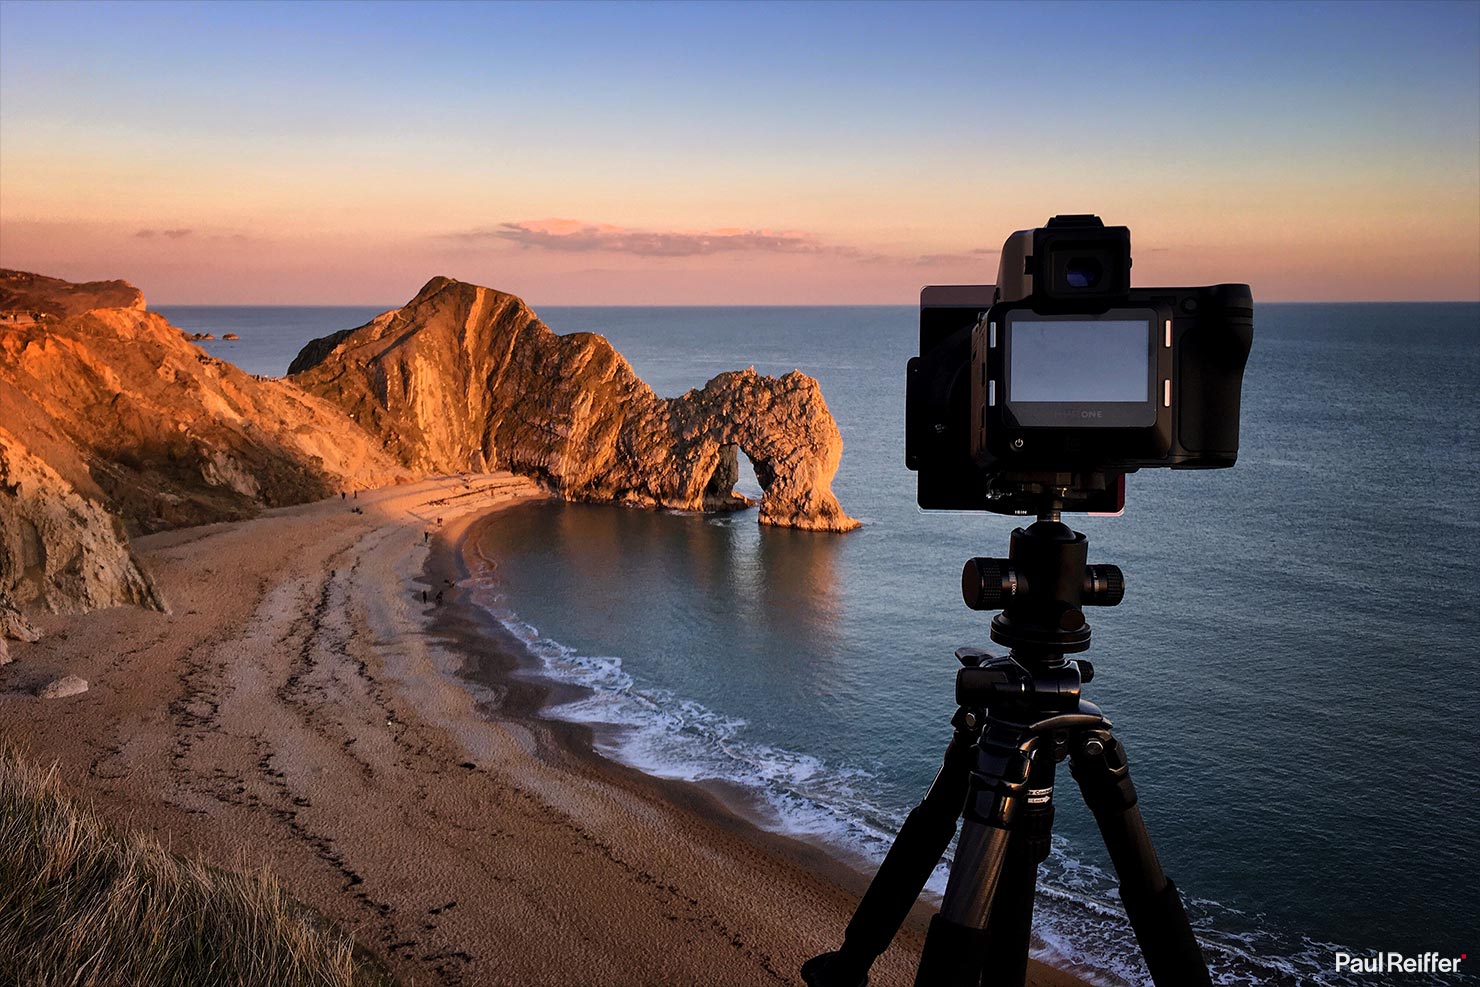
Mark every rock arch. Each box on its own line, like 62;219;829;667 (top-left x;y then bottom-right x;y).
290;277;860;532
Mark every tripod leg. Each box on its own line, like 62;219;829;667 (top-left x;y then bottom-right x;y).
914;726;1041;987
1070;729;1213;987
802;708;983;987
978;752;1057;987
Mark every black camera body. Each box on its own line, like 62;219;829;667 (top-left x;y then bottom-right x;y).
906;215;1253;515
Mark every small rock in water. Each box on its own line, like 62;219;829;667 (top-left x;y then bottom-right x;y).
37;674;89;699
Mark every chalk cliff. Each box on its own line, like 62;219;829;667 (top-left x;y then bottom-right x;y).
0;270;406;620
0;425;163;616
289;277;859;531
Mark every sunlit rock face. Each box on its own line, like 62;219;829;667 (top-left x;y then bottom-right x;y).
0;269;146;320
0;427;164;616
289;277;860;532
0;269;407;616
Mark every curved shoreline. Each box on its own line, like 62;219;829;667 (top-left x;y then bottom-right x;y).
436;499;1098;987
0;475;1091;987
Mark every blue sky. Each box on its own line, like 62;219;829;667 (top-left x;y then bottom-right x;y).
2;0;1476;303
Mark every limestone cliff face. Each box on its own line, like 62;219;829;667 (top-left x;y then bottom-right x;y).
290;277;859;531
0;270;407;618
0;272;406;535
0;427;164;616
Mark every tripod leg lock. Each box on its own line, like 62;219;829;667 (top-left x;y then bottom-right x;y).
962;727;1039;826
1068;728;1138;812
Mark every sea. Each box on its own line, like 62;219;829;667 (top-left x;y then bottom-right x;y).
159;302;1480;987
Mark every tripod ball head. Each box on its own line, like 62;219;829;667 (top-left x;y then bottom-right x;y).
962;558;1124;611
960;519;1125;656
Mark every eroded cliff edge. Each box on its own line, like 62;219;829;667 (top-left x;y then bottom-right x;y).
289;276;860;532
0;270;406;624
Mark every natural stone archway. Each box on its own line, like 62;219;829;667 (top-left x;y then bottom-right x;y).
702;444;744;511
666;368;857;530
290;277;861;532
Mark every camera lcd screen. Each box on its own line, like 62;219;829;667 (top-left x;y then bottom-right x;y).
1009;319;1151;403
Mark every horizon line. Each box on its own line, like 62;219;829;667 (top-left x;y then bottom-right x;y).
151;299;1480;308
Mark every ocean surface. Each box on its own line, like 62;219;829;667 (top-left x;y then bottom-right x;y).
160;302;1480;987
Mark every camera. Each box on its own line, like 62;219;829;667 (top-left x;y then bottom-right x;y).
906;215;1253;515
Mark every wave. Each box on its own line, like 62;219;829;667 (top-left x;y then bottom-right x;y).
462;558;1460;987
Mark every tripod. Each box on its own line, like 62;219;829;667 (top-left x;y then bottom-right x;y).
801;515;1212;987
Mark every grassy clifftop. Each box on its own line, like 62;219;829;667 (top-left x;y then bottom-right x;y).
0;743;392;987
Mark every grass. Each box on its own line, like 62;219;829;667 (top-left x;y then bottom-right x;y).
0;742;394;987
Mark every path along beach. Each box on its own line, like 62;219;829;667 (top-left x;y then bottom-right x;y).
0;475;1089;987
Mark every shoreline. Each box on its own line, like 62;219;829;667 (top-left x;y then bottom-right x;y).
1;475;1092;987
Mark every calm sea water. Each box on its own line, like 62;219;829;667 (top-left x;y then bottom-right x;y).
157;305;391;376
164;302;1480;987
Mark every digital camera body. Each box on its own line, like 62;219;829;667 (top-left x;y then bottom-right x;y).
906;215;1253;515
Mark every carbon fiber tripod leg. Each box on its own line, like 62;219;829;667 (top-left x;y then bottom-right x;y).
977;751;1056;987
1070;729;1213;987
801;708;983;987
913;723;1041;987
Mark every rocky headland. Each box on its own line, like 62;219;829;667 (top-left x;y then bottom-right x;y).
289;276;859;532
1;269;857;631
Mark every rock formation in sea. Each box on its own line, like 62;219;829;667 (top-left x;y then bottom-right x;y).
0;269;407;619
289;277;860;532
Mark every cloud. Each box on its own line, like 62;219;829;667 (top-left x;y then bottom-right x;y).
916;247;1000;266
135;228;194;239
449;218;871;259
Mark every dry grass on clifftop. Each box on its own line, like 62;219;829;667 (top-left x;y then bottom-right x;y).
0;743;393;987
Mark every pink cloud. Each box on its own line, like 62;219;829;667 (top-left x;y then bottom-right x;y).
450;218;868;259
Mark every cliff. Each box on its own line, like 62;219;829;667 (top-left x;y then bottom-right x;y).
0;268;858;624
0;270;407;620
289;277;859;531
0;269;145;321
0;425;164;617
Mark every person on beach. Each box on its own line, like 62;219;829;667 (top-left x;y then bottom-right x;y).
341;491;346;500
435;590;444;605
421;589;427;603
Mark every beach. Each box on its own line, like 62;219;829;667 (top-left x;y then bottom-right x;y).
0;474;1089;987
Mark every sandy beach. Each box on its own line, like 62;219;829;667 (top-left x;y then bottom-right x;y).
1;475;1091;987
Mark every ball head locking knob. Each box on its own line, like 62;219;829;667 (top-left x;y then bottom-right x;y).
1082;565;1125;607
962;557;1015;611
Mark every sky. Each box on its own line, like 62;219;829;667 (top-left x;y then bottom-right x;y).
1;0;1477;305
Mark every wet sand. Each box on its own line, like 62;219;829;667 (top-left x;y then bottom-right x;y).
0;474;1093;987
